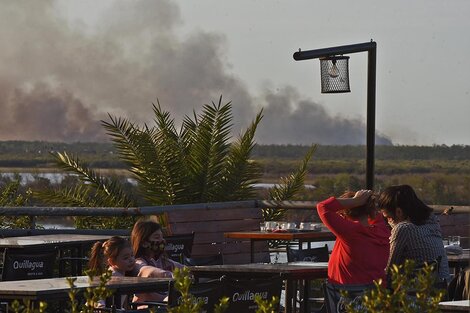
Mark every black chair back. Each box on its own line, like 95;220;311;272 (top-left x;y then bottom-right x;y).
287;244;329;262
221;275;283;313
323;282;373;313
1;247;57;281
165;232;195;263
169;278;224;313
183;253;223;266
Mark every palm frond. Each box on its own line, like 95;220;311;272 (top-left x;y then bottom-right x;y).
264;145;317;221
269;145;316;200
102;114;171;204
51;151;133;207
101;114;157;175
219;110;264;200
150;104;191;204
187;96;233;202
35;185;96;207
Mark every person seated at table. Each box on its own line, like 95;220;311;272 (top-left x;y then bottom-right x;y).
130;217;184;303
317;189;391;285
377;184;450;283
88;236;136;308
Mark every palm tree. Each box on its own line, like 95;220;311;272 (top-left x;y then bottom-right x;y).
37;96;315;228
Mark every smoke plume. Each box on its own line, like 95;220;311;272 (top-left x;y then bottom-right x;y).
0;0;392;145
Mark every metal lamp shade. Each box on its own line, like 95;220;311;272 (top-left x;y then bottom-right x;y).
320;56;351;93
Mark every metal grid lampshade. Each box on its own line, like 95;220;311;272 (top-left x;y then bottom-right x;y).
320;56;350;93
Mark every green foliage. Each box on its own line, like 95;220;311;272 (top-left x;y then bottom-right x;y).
9;300;47;313
254;294;280;313
0;178;33;228
67;270;114;313
346;260;445;313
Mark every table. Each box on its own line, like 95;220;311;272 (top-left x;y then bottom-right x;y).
0;276;172;309
224;230;335;263
438;300;470;312
190;261;328;313
0;234;115;275
0;234;114;249
447;250;470;274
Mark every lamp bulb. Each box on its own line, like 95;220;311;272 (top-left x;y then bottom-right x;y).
328;61;340;78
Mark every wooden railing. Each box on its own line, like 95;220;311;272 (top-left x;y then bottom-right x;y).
1;201;469;241
0;200;468;228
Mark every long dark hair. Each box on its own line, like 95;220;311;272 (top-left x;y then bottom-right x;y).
88;236;131;274
131;218;163;259
377;184;432;225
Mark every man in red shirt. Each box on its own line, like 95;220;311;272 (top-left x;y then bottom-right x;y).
317;190;391;285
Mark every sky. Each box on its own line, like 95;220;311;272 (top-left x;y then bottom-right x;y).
0;0;469;146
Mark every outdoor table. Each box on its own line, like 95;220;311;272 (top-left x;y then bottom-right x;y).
438;299;470;312
447;249;470;274
224;230;335;263
0;275;172;309
190;261;328;313
0;234;115;276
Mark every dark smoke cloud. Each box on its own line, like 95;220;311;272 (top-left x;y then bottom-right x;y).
0;82;105;142
256;87;392;145
0;0;391;145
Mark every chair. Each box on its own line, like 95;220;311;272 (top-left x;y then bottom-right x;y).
323;282;373;313
287;244;329;262
183;253;224;266
58;255;89;276
447;266;470;300
287;245;329;312
1;247;57;281
171;278;225;313
164;232;195;263
131;278;224;313
221;275;283;313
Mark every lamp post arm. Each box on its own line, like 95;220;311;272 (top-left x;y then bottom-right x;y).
293;41;376;60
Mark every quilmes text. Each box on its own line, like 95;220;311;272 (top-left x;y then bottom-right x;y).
13;260;45;272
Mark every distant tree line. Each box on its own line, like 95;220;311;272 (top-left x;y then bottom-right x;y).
1;141;470;168
252;144;470;160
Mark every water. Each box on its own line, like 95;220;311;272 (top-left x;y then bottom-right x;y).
1;172;316;189
0;172;71;185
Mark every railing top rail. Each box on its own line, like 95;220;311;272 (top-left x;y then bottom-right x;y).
0;200;468;216
0;200;258;217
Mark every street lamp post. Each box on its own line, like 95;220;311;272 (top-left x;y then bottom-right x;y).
293;41;377;189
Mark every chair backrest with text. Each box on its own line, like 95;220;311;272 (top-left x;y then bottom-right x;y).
168;278;224;313
165;232;195;263
323;282;373;313
287;244;329;262
221;275;283;313
1;247;57;281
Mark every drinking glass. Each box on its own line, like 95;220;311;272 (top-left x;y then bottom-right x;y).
449;236;461;246
265;221;277;232
260;222;266;232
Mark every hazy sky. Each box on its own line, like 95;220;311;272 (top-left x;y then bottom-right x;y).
1;0;468;145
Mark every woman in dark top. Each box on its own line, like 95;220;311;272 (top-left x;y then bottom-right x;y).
377;184;450;282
